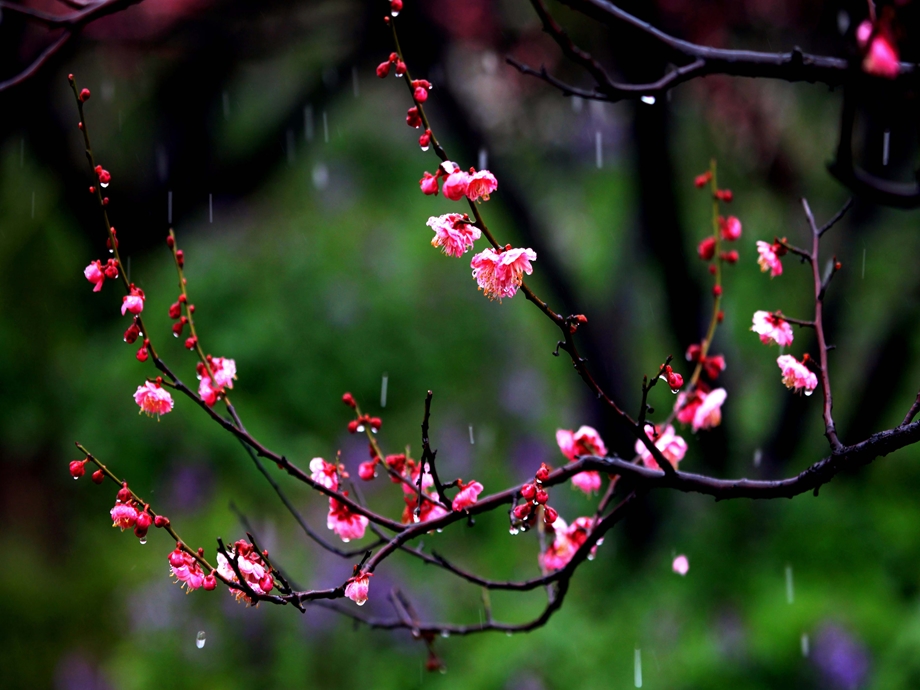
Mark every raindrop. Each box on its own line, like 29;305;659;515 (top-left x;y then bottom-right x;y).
509;526;519;536
356;424;365;432
882;130;890;167
640;95;656;105
571;96;583;113
73;476;79;481
31;191;35;219
322;111;329;143
196;631;206;649
753;448;762;467
785;564;794;604
595;130;603;169
634;648;643;687
421;144;429;152
469;425;475;444
304;105;314;142
391;6;400;16
837;9;850;35
804;389;814;397
439;667;447;675
342;537;351;543
352;66;360;98
312;163;329;190
380;373;389;407
100;182;109;189
167;190;173;224
356;598;366;607
478;147;488;171
222;91;230;120
801;632;810;657
670;388;678;395
209;194;213;223
286;128;296;165
440;630;450;638
587;552;596;561
139;537;147;545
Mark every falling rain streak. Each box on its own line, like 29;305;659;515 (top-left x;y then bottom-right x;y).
753;448;762;467
634;649;642;688
883;130;890;166
304;105;314;142
469;425;475;444
196;630;206;649
478;147;488;171
323;111;329;143
785;564;794;604
801;633;810;657
380;373;388;408
595;131;603;169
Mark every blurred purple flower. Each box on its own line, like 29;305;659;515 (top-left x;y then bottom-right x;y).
812;623;871;689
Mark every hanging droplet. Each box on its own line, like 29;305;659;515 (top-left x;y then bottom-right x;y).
342;537;351;543
356;598;366;606
634;648;643;687
421;144;430;152
587;552;596;561
440;630;450;638
196;631;206;649
509;526;519;536
595;130;603;169
356;424;365;432
785;564;794;604
804;389;814;397
391;7;400;17
139;537;147;545
74;476;79;480
100;182;110;189
640;95;656;105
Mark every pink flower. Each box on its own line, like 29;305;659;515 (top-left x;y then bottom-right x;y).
419;171;440;195
751;311;794;347
169;547;206;592
427;213;481;257
345;573;370;606
634;425;688;471
110;500;138;530
310;458;339;492
692;388;727;432
216;540;274;603
756;241;783;277
856;20;873;47
470;246;537;301
134;381;174;418
466;169;498;201
327;497;368;542
442;167;471;201
776;354;818;395
210;357;237;389
719;215;742;241
452;480;483;511
570;471;601;495
556;425;607;460
121;286;145;316
538;516;598;572
672;554;689;576
864;34;899;79
84;261;105;292
198;376;218;407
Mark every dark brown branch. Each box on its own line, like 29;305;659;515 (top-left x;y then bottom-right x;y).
420;390;451;508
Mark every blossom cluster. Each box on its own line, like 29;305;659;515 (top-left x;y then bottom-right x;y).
216;540;275;603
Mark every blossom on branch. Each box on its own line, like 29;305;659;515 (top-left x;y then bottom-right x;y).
556;425;607;496
442;165;471;201
427;213;481;257
756;241;783;277
676;387;727;432
121;285;145;316
310;458;339;492
84;260;105;292
169;546;206;592
470;246;537;301
751;311;794;347
327;496;369;542
216;540;274;603
466;170;498;201
110;500;138;530
134;381;174;418
452;480;483;511
719;215;742;241
777;354;818;395
634;424;688;471
539;516;598;572
345;573;370;606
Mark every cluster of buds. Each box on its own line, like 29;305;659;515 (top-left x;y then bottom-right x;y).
108;483;155;542
196;356;237;407
410;78;432;103
376;51;406;79
216;539;274;603
94;164;111;187
662;364;683;391
511;463;558;533
347;413;382;434
83;258;118;292
419;160;498;202
70;457;105;484
686;344;726;381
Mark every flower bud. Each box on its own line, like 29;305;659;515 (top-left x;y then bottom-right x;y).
406;106;422;128
534;463;551;483
369;417;382;431
715;189;733;202
136;511;152;531
259;574;274;592
698;236;716;261
166;235;175;248
176;250;184;267
169;548;185;567
665;366;683;390
185;336;197;350
168;302;182;319
347;420;359;434
713;285;722;297
134;524;148;539
414;86;428;102
342;392;357;408
376;61;391;78
720;250;739;264
91;469;105;484
395;61;407;77
390;0;403;16
694;171;712;188
543;506;559;524
117;483;132;502
69;459;86;478
172;321;185;336
512;503;532;520
203;573;217;590
520;483;535;501
358;461;377;481
535;489;549;505
79;88;91;102
154;515;170;528
124;321;140;344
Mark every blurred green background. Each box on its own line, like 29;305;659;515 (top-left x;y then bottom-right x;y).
3;0;920;688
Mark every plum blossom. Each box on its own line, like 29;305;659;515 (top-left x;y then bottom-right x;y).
169;547;206;592
419;171;440;195
442;165;471;201
310;458;339;492
470;246;537;301
676;387;727;432
84;261;105;292
756;241;783;277
672;554;689;576
427;213;481;257
719;216;742;241
452;480;483;511
752;311;794;347
121;286;145;315
110;500;138;530
539;517;598;572
634;425;688;471
327;496;369;542
864;33;899;79
216;540;274;603
134;381;174;418
777;354;818;395
556;425;607;496
210;357;237;389
466;169;498;201
345;573;370;606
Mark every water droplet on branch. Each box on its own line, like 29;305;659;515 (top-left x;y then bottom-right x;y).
640;95;656;105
